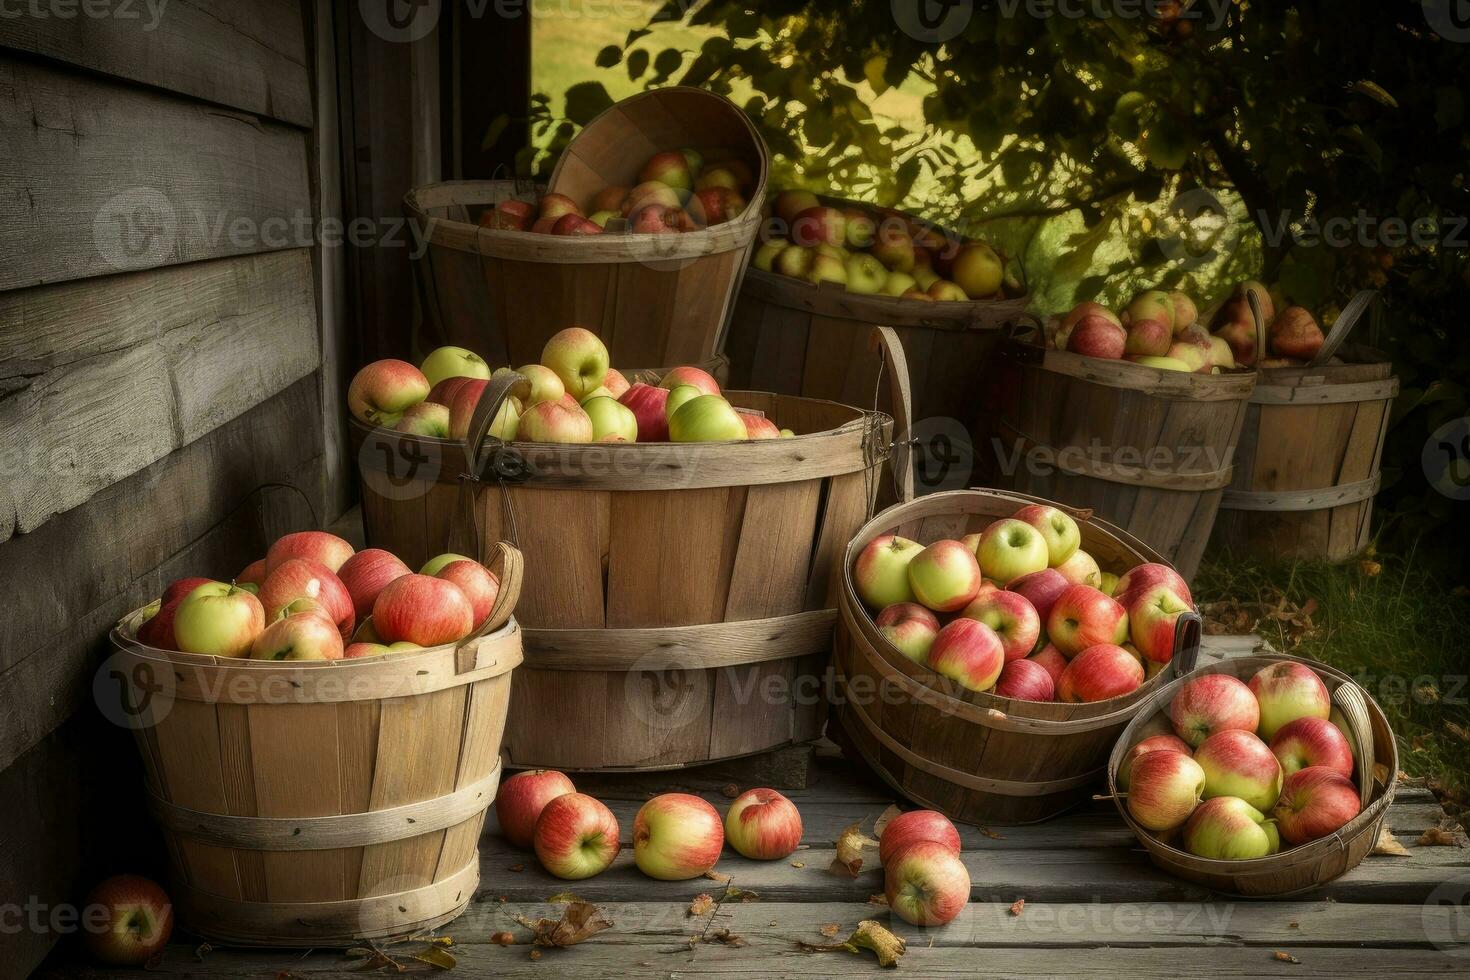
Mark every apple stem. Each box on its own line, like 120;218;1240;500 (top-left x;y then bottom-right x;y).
1092;792;1124;801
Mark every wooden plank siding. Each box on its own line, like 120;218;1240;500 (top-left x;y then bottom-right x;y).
0;4;330;976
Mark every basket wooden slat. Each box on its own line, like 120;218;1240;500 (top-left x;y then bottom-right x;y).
1212;344;1397;562
355;388;888;772
110;547;524;946
985;319;1260;582
833;488;1201;825
1105;653;1397;897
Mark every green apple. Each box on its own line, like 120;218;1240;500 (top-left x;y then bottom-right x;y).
540;326;609;400
1130;355;1193;372
1182;796;1281;860
393;401;450;438
950;242;1004;299
880;270;917;297
845;253;887;294
927;279;969;302
487;398;519;441
584;395;638;442
664;384;703;420
775;244;814;279
807;252;848;286
588;209;618;228
913;266;940;290
420;552;473;576
975;519;1050;584
501;364;564;407
420;346;491;389
853;534;925;609
752;239;786;272
668;394;747;442
173;582;265;658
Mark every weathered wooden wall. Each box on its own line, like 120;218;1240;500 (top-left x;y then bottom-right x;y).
0;3;331;973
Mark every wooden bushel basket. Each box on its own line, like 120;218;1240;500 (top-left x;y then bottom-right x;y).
1106;653;1396;897
406;88;769;368
1212;292;1399;562
985;307;1263;583
832;488;1203;826
723;195;1027;485
355;373;891;772
106;545;525;947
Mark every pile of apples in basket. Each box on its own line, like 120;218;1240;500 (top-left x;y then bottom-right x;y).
853;503;1193;703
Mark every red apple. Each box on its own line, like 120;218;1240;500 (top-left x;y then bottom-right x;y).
602;368;630;399
551;213;603;235
1027;643;1069;686
82;875;173;966
1169;673;1260;747
249;611;345;661
1046;584;1128;657
538;193;583;221
926;618;1005;692
875;602;941;664
878;810;961;865
993;658;1055;702
482;198;534;231
348;359;430;427
657;365;721;396
435;560;500;629
1126;750;1206;832
1113;562;1192;612
1053;548;1102;588
1270;306;1324;360
1057;643;1144;703
266;531;355;574
258;558;355;639
1128;583;1192;665
496;769;577;848
907;539;983;613
1248;661;1331;740
1066;314;1128;359
632;793;724;880
1271;765;1362;845
639;149;694;190
737;409;782;440
1194;729;1283;812
235;561;267;588
790;206;847;247
724;788;803;860
1270;716;1355;778
1007;568;1070;628
1182;796;1281;860
772;189;820;225
336;548;411;621
139;576;215;649
592;186;629;213
959;589;1040;661
518;400;595;443
884;840;970;927
853;534;924;610
533;792;621;880
619;382;671;442
372;573;475;647
1117;733;1193;791
162;576;214;607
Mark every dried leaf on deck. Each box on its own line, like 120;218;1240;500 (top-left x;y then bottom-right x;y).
1273;951;1301;964
688;894;714;917
799;919;906;968
708;929;746;947
516;902;613;947
831;822;880;877
508;863;525;873
1371;828;1410;856
1417;827;1461;846
872;804;903;839
412;946;457;970
721;885;760;903
980;827;1005;840
867;893;889;907
703;869;732;883
1009;899;1025;916
721;783;740;798
819;922;840;938
546;891;582;904
528;949;541;961
791;861;805;868
491;932;515;946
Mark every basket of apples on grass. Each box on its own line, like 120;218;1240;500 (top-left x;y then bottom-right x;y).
405;87;768;368
349;327;892;772
1107;653;1395;896
833;488;1201;825
724;190;1027;454
108;532;524;946
986;286;1264;582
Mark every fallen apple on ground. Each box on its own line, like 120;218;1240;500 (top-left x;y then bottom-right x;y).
633;793;725;880
534;793;621;880
497;769;577;848
82;875;174;966
724;788;803;860
884;840;970;926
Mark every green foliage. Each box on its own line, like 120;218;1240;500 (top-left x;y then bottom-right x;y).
525;1;1470;556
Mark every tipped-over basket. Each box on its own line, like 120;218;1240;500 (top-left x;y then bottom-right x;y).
407;88;769;368
355;373;891;772
833;488;1201;825
106;545;524;946
1106;653;1396;897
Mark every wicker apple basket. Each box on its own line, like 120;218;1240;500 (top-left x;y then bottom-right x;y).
107;545;524;946
1105;653;1396;897
406;88;768;368
983;303;1265;583
832;487;1202;826
354;374;891;772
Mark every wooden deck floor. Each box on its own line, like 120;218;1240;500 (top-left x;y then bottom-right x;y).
47;638;1470;978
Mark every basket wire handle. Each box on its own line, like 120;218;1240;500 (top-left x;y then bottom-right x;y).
1245;287;1267;368
1308;289;1378;367
1331;681;1377;808
451;540;525;674
869;326;915;505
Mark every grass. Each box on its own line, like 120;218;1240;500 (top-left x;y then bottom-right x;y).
1194;549;1470;809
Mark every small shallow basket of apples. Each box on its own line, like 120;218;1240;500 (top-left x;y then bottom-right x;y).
833;487;1202;825
106;533;524;945
1106;653;1396;897
404;87;769;369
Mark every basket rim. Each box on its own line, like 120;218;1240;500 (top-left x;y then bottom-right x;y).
1104;652;1399;875
741;266;1031;329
